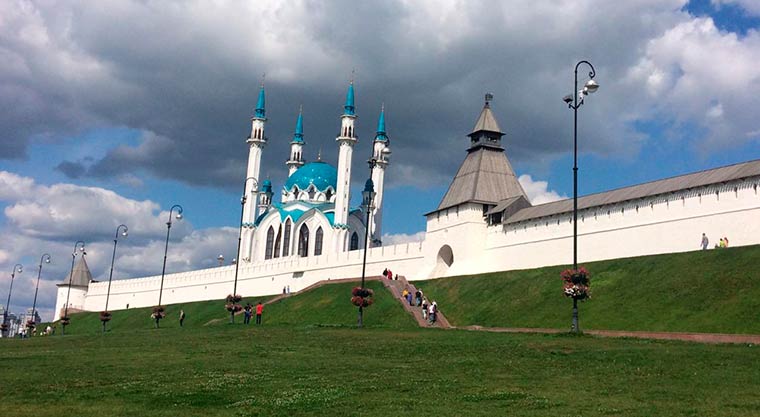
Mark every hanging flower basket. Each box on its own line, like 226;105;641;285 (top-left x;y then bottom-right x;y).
350;287;375;307
225;303;243;313
226;294;243;304
60;317;70;326
151;306;166;319
100;311;112;322
561;267;591;300
26;320;37;330
0;323;8;332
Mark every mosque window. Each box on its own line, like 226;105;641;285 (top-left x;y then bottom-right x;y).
298;225;310;257
350;232;359;251
265;226;274;260
325;189;333;201
315;227;324;256
273;225;282;258
283;219;292;256
308;186;316;200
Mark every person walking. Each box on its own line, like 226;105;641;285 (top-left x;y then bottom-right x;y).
701;233;709;250
243;303;252;324
255;301;264;325
414;289;421;306
724;236;729;248
421;298;429;320
401;288;409;301
719;237;726;248
428;302;437;325
179;309;186;327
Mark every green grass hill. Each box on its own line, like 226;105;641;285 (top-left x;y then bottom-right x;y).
416;245;760;333
54;280;415;335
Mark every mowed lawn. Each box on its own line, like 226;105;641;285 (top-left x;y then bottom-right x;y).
2;325;759;417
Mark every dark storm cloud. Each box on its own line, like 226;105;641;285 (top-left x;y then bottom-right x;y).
3;0;760;192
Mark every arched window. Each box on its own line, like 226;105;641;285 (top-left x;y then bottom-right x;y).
273;225;282;258
315;227;324;256
308;186;316;200
265;226;274;260
283;219;292;256
298;225;309;257
350;232;359;251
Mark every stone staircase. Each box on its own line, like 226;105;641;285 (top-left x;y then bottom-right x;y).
205;274;452;328
381;275;451;328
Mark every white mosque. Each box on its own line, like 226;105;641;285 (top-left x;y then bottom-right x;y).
55;82;760;319
238;82;389;264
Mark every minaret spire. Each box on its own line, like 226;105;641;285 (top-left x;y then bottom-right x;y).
241;81;269;262
334;80;359;252
370;105;391;246
286;106;305;176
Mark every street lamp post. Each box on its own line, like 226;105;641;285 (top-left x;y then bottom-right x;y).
358;174;376;329
231;177;258;324
156;204;183;328
30;254;51;335
62;241;85;335
2;264;23;338
103;224;128;333
563;60;599;333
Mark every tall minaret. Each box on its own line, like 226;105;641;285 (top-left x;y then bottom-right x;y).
333;81;357;252
286;106;305;176
370;105;390;246
240;84;267;262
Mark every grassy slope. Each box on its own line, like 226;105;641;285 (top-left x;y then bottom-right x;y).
54;280;415;335
416;245;760;333
2;326;759;417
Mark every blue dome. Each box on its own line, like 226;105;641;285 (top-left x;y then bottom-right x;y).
284;161;337;192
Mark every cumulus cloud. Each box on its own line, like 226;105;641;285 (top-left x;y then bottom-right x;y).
625;16;760;150
0;172;236;321
382;231;426;245
518;174;565;205
712;0;760;16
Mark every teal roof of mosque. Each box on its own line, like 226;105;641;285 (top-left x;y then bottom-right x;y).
343;82;355;116
374;108;388;142
254;86;266;119
284;161;337;192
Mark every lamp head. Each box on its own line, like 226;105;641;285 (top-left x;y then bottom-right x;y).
584;79;599;93
16;266;23;273
45;258;51;264
176;213;183;220
562;94;573;104
122;230;128;237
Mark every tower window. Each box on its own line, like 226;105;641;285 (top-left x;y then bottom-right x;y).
315;227;324;256
350;232;359;251
298;225;309;257
273;225;282;258
265;226;274;260
283;219;292;256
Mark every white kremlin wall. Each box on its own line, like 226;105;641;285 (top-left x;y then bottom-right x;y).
425;175;760;277
79;241;424;314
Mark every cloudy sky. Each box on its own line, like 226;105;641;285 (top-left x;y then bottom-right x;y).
1;0;759;321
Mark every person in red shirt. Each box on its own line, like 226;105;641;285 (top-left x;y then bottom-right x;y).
255;301;264;325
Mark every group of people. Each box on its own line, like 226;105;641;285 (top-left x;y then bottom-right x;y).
401;287;438;325
382;268;398;280
701;233;729;250
243;302;264;325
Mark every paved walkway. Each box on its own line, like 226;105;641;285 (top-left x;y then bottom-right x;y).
457;325;760;344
